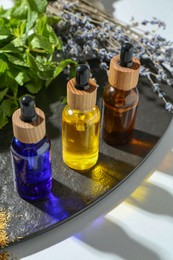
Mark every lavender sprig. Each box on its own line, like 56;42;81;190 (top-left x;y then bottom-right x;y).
47;0;173;113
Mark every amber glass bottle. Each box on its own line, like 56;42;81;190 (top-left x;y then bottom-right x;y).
102;43;140;146
62;65;100;170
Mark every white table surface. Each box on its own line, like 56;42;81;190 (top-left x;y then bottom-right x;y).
1;0;173;259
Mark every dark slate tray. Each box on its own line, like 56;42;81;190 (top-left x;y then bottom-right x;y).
0;61;172;249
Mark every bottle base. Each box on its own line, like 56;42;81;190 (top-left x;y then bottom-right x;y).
103;131;133;146
63;153;99;171
19;193;51;201
16;178;52;201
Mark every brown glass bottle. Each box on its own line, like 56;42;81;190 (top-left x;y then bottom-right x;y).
102;42;140;146
103;84;139;145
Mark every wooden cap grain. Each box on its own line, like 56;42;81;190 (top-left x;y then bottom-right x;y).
109;55;140;91
12;107;46;144
67;78;97;111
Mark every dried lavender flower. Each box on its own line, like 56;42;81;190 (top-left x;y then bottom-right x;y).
165;102;173;112
47;0;173;112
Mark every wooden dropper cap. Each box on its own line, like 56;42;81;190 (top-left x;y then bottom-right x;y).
109;42;140;91
67;64;97;111
12;96;46;144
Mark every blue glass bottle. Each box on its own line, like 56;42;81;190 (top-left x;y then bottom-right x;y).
11;96;52;200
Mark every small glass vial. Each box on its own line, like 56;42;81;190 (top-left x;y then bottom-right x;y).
10;96;52;200
62;65;100;171
102;42;140;146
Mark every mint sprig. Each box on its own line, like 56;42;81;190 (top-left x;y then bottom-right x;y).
0;0;76;129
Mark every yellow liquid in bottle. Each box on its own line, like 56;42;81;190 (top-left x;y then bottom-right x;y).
62;105;100;170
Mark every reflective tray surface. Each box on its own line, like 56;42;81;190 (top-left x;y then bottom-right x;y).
0;62;172;248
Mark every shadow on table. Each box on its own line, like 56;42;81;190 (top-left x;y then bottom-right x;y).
157;150;173;177
75;217;161;260
126;179;173;217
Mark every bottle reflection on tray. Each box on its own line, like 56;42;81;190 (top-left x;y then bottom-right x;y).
10;96;52;200
31;192;69;221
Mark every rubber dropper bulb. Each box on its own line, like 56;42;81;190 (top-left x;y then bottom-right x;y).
20;96;37;123
75;64;90;90
120;42;134;68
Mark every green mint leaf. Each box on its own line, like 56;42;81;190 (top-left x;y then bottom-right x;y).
0;7;6;16
35;15;62;50
0;59;8;74
12;35;27;48
47;16;61;26
0;18;11;41
54;59;77;78
6;62;30;87
1;99;18;117
26;52;39;73
34;14;47;35
45;59;77;87
25;78;42;94
26;0;47;14
0;37;25;53
5;53;28;67
38;66;55;80
62;97;67;104
13;21;26;38
26;9;38;33
0;88;8;102
15;71;30;86
10;0;28;20
25;0;47;32
27;52;55;80
0;106;8;129
29;34;54;54
2;71;18;97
